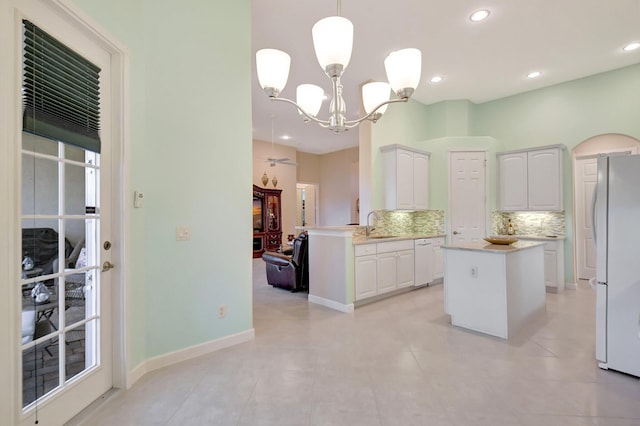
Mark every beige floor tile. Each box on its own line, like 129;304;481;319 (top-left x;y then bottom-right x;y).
80;260;640;425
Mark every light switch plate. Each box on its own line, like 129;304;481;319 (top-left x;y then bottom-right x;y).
134;190;144;208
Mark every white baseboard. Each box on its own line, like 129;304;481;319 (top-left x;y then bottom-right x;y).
566;282;577;290
127;328;255;388
308;294;354;313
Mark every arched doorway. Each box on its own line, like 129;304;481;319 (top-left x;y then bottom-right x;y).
572;134;640;281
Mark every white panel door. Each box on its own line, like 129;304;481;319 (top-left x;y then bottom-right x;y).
449;151;487;243
575;158;597;280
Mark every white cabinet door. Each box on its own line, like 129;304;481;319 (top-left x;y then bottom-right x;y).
396;250;415;288
498;152;528;211
355;255;378;300
528;148;562;211
413;152;429;210
377;252;397;294
396;149;414;209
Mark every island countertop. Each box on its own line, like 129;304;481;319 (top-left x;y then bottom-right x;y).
443;240;543;253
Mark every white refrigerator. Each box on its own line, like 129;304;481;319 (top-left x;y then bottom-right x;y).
593;154;640;377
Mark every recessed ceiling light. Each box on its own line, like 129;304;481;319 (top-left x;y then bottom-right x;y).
430;75;443;84
470;9;490;22
527;71;542;79
623;42;640;52
281;135;291;140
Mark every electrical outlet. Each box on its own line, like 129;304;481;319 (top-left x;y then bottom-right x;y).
218;305;227;318
471;266;478;278
176;227;191;241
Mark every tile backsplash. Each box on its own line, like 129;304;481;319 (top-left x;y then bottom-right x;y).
492;211;565;236
353;210;445;237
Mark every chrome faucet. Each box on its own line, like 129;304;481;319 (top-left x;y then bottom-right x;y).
366;211;381;237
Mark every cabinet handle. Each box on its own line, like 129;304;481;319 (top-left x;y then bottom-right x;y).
453;231;460;235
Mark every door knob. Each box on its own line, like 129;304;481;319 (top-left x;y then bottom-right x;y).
102;261;115;272
453;231;460;235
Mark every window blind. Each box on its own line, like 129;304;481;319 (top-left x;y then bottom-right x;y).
22;20;102;153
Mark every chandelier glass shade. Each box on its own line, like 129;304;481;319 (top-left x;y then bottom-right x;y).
256;9;421;133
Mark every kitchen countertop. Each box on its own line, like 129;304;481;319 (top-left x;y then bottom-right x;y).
443;240;544;253
352;233;446;245
507;234;566;241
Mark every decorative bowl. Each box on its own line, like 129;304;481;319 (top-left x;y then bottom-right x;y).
483;236;518;245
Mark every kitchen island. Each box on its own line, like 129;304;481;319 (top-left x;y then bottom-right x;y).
442;241;545;339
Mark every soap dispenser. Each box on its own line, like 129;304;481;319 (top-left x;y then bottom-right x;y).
506;219;515;235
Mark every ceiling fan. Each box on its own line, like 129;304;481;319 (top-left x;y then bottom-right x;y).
267;157;297;167
266;115;297;167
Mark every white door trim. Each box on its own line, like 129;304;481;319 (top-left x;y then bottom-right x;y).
447;148;490;241
0;0;129;423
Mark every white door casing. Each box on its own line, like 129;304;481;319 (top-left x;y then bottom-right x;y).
448;150;488;243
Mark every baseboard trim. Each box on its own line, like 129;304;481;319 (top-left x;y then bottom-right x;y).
127;328;255;387
308;294;354;313
565;282;577;290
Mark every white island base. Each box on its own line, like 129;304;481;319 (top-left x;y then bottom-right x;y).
443;241;545;339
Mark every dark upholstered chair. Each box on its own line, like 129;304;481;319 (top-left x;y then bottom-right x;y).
262;233;309;292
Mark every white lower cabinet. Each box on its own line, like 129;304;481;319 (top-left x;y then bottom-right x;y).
354;240;414;301
519;238;565;291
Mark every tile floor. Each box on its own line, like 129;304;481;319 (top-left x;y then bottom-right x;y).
82;260;640;425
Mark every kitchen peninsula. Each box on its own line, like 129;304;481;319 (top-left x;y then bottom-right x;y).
443;241;545;339
306;224;445;313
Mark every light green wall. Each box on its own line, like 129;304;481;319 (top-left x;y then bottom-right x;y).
370;63;640;284
72;0;252;367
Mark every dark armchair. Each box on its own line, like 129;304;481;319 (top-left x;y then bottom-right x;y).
262;232;309;292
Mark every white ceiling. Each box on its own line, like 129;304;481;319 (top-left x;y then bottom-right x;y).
251;0;640;155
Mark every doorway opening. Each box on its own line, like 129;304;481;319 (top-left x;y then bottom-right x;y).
572;134;640;282
296;183;319;228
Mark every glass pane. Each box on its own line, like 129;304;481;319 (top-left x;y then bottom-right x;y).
65;323;87;381
22;154;59;216
64;144;86;162
267;195;279;231
65;162;86;215
21;218;61;280
22;336;60;408
22;131;58;155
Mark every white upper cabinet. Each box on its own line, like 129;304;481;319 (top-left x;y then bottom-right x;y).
497;145;564;211
381;144;430;210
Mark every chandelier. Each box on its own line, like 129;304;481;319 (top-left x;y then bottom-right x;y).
255;1;422;133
